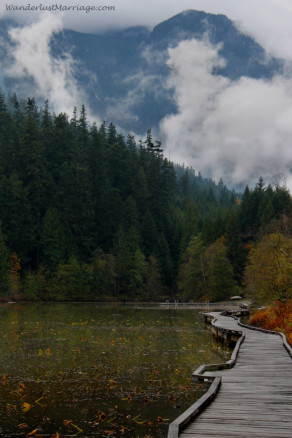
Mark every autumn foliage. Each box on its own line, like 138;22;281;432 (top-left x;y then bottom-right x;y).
245;232;292;304
249;299;292;346
245;228;292;346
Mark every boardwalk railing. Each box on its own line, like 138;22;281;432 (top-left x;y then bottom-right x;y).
236;317;292;358
167;314;245;438
167;311;292;438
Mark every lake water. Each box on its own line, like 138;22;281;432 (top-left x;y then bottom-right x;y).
0;303;230;437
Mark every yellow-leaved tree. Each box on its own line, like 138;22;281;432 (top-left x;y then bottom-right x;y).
245;232;292;305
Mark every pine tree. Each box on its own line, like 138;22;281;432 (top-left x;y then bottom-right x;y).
40;207;67;270
145;255;163;300
178;235;206;301
0;174;34;265
225;210;247;284
0;223;10;296
92;249;116;300
204;239;236;301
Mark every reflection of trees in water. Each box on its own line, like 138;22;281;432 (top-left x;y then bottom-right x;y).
0;303;230;436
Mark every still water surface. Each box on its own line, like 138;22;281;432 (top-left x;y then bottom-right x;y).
0;303;230;437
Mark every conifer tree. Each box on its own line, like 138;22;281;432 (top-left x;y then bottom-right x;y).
0;223;10;296
204;239;236;301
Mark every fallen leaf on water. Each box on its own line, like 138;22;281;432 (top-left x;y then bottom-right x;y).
17;423;29;429
27;429;39;437
22;402;34;412
38;349;43;356
45;348;51;356
157;417;170;423
98;411;106;421
133;415;152;425
121;394;132;402
143;397;153;404
51;433;59;438
35;394;47;408
169;394;175;404
62;420;83;434
2;374;7;385
71;423;83;435
109;378;118;389
119;426;130;434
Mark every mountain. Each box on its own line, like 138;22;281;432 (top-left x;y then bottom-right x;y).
0;10;283;134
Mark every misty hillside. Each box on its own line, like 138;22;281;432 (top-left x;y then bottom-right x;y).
0;92;291;302
0;9;283;134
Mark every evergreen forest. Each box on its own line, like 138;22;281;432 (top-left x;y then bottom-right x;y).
0;92;292;303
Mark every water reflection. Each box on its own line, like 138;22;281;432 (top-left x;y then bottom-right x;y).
0;303;230;437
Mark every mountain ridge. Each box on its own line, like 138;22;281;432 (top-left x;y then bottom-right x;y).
0;9;284;133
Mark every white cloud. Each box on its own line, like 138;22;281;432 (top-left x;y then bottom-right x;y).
4;12;93;118
3;2;292;190
104;69;166;128
160;38;292;189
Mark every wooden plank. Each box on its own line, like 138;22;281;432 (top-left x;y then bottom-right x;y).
171;312;292;438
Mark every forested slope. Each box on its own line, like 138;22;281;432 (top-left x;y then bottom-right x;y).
0;92;291;302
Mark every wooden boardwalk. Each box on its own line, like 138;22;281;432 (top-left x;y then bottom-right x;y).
177;312;292;437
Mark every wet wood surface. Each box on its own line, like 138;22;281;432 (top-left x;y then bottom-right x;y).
180;312;292;437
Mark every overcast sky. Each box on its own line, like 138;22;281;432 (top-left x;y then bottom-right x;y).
2;0;292;189
2;0;292;59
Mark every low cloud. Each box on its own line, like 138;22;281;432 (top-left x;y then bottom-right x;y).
3;13;92;118
160;38;292;190
104;68;167;129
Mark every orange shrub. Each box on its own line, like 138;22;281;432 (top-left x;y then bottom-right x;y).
248;299;292;347
248;308;269;326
